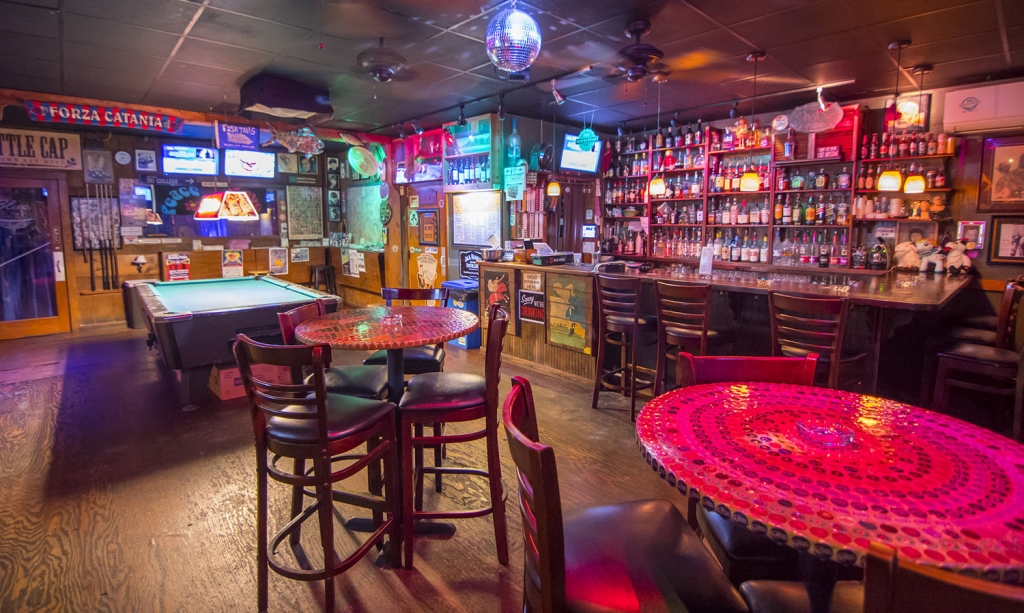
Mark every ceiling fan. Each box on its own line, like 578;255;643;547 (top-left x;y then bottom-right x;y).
607;19;671;84
356;36;408;83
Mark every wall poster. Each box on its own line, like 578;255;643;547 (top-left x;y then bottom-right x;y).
518;290;545;324
285;185;324;240
451;190;501;247
546;273;590;353
481;266;516;332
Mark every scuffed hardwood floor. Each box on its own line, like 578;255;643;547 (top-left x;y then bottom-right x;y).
0;325;678;612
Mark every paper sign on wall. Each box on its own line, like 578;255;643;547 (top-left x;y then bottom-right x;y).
268;247;288;275
222;250;244;278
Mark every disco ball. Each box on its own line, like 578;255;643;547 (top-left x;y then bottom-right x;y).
486;8;542;73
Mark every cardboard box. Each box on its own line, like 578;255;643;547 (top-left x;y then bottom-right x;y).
209;364;291;401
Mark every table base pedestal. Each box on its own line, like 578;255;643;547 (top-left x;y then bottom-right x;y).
345;517;456;538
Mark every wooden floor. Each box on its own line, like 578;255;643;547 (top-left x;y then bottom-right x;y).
0;325;678;613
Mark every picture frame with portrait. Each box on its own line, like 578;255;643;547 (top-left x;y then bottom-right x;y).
298;156;318;175
135;149;157;172
277;153;297;174
979;136;1024;213
327;190;340;207
327;174;340;189
989;216;1024;264
896;221;937;245
326;157;340;174
957;221;986;250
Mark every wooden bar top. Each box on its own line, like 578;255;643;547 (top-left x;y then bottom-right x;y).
479;260;975;310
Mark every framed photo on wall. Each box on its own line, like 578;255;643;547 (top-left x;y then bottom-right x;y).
989;216;1024;264
979;136;1024;213
957;221;986;250
418;209;439;246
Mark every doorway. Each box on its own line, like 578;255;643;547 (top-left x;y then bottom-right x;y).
0;176;71;340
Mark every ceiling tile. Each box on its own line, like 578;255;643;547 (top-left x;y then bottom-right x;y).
435;73;509;99
318;4;442;47
1010;27;1024;53
536;30;621;70
0;54;59;80
0;1;60;38
176;38;276;72
520;0;653;28
867;3;1000;47
730;1;863;48
63;43;166;75
0;71;61;95
567;106;632;124
900;32;1007;68
406;32;490;72
767;30;884;69
589;2;718;47
63;0;197;33
11;0;58;7
145;79;240;112
684;0;819;28
207;0;321;30
452;6;580;44
64;78;149;103
855;0;988;27
65;64;155;91
796;52;898;93
266;56;352;88
188;7;311;54
64;13;181;55
284;35;362;68
1005;0;1024;27
376;0;503;30
0;31;61;62
162;61;245;89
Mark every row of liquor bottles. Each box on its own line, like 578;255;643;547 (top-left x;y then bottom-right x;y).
860;131;955;159
445;155;492;185
612;122;706;154
776;167;852;191
650;227;854;267
708;161;771;193
854;163;947;190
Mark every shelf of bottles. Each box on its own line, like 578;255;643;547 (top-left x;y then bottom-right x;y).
442;113;503;193
597;103;959;269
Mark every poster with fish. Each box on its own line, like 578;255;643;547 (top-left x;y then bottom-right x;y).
285;186;323;240
546;273;591;353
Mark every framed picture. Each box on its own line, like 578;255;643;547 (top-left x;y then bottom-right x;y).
418;209;439;246
886;93;931;133
327;190;340;207
989;216;1024;264
83;149;114;183
979;136;1024;213
277;153;297;173
481;266;516;332
327;174;340;189
957;221;986;250
135;149;157;172
326;157;340;174
546;273;591;354
328;206;341;222
896;221;937;245
298;156;318;175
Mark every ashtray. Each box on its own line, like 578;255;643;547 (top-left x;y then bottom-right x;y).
380;313;403;328
797;417;855;448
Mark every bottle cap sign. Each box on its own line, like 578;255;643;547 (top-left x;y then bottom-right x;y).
771;115;789;132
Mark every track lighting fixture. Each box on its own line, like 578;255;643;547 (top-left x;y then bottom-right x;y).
411;120;424;135
551;80;565;105
457;105;467;126
497;95;505;121
729;101;739;119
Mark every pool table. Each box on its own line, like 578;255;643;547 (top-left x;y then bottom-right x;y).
125;276;339;408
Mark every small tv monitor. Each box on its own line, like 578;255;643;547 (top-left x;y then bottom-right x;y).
559;132;603;174
224;149;275;179
162;145;219;176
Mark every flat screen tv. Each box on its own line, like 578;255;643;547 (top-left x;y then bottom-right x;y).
162;145;219;176
559;132;603;174
224;149;275;179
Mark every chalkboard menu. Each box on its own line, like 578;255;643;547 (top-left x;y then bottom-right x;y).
451;190;501;247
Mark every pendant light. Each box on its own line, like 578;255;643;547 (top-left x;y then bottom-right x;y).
740;52;765;192
903;64;931;194
547;105;561;197
649;81;667;197
879;41;910;192
546;180;561;196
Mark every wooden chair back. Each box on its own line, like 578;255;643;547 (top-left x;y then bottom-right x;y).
277;299;330;345
656;281;713;353
501;376;566;613
381;287;450;307
233;334;332;447
485;302;509;412
595;274;642;331
768;292;847;388
864;543;1024;613
677;352;819;388
994;280;1024;350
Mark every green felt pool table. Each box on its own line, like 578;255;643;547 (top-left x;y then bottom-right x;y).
125;276;339;408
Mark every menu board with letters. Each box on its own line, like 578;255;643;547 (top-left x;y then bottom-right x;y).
451;190;501;247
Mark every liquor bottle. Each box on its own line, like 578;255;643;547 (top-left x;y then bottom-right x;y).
816;196;826;224
927;133;938;156
879;132;889;158
869;133;879;159
829;232;841;266
935;168;947;188
860;134;869;160
825;196;836;225
798;231;811;264
508;118;522;163
731;165;742;191
723;128;734;151
730;232;741;262
759;234;770;263
615;134;623;154
809;231;820;265
836;198;848;225
715;203;723;224
898;130;909;157
815;168;829;189
839;233;850;266
640;153;649;175
782;196;792;225
781;230;794;266
714;162;726;193
639;131;648;150
857;166;867;190
865;165;876;190
696;203;704;223
837;166;851;190
818;232;830;268
694;120;703;145
684;123;694;146
740;231;750;262
773;229;783;262
655;127;664;149
713;231;723;260
784;128;796;159
737;200;749;225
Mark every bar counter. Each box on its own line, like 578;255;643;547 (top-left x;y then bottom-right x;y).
478;259;977;391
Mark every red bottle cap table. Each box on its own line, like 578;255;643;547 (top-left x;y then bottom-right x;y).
294;305;479;350
636;382;1024;583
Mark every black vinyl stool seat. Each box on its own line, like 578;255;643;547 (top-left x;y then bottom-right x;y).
592;274;657;422
363;287;450;374
234;335;399;613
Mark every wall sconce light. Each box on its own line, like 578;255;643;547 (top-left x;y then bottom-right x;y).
132;255;147;273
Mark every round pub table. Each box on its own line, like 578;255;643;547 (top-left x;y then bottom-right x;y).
294;305;479;557
637;382;1024;584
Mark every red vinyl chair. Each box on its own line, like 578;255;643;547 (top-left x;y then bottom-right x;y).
502;375;750;613
678;352;821;587
278;299;388;399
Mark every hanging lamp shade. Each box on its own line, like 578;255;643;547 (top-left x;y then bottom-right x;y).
739;170;760;192
649;176;666;197
903;173;926;194
486;7;542;73
878;168;903;191
546;179;561;197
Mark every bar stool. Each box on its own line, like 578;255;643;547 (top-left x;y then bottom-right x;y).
654;281;733;394
395;303;510;570
233;335;399;613
278;299;388;400
592;274;656;421
768;292;863;390
502;376;751;613
930;343;1024;440
308;264;336;293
